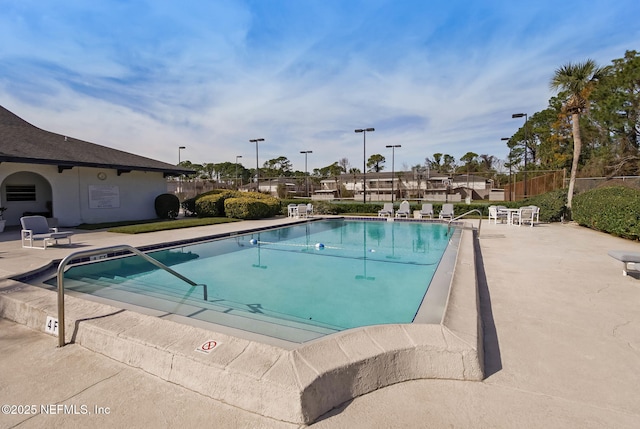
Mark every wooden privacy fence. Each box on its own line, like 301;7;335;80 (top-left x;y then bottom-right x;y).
504;170;565;201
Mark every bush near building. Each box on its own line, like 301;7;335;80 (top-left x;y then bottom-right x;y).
154;193;180;219
519;188;568;223
185;190;281;220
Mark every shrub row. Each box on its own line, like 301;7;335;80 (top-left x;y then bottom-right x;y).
195;191;237;217
572;186;640;240
284;195;569;222
185;190;281;220
225;197;273;219
519;188;568;223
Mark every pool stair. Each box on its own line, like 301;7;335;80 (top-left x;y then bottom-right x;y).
60;273;340;343
0;227;483;424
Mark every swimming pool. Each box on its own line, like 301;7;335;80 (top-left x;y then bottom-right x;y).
6;217;481;423
51;219;455;343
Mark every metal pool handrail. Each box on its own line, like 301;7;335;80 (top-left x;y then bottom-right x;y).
56;244;208;347
447;209;482;236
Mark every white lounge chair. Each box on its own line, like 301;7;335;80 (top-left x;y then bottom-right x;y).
378;203;394;217
419;203;433;219
21;215;73;249
439;203;454;220
608;250;640;276
395;201;411;218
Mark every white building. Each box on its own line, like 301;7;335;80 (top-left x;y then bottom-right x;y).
317;172;501;202
0;106;192;227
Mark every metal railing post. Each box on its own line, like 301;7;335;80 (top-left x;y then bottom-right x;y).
56;244;207;347
447;209;482;236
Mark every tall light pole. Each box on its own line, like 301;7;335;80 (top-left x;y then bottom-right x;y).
235;155;242;189
355;128;374;203
385;144;401;203
501;137;512;201
300;150;312;197
512;113;528;197
249;138;264;192
178;146;186;193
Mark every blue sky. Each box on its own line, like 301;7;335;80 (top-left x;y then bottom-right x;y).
1;0;637;173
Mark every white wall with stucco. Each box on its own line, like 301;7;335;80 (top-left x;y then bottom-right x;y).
0;163;168;227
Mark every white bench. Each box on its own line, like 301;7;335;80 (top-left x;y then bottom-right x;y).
608;250;640;276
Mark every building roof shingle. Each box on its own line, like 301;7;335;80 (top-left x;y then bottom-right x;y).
0;106;193;176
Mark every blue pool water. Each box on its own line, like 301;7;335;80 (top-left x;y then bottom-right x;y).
56;219;452;342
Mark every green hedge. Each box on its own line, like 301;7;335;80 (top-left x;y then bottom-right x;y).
188;190;281;219
189;189;571;222
195;192;233;217
182;189;226;215
572;186;640;240
520;188;568;222
224;197;281;219
297;197;569;221
303;200;505;217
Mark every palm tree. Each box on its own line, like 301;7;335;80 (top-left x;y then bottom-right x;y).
550;59;608;209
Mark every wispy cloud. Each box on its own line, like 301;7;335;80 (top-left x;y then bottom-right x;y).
1;0;638;171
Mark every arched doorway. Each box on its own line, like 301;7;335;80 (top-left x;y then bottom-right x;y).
0;172;53;226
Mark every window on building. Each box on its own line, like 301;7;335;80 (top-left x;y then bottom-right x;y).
5;184;36;201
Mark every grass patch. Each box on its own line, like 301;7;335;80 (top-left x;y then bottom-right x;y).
77;217;240;234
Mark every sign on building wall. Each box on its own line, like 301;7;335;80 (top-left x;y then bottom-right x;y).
88;185;120;209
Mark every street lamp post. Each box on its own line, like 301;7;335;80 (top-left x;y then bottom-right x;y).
501;137;513;201
235;155;242;189
300;150;312;197
178;146;186;193
355;128;375;203
512;113;528;197
249;138;264;192
385;144;401;203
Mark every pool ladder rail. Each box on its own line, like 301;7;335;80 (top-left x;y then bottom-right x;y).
56;244;208;347
447;209;482;236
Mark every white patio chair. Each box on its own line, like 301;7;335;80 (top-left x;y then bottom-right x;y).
488;205;508;224
514;206;536;227
296;204;308;218
530;205;540;223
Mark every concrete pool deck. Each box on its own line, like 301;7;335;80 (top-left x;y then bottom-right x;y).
1;218;640;427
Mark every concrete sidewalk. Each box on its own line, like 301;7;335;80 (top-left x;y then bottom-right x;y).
1;220;639;428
